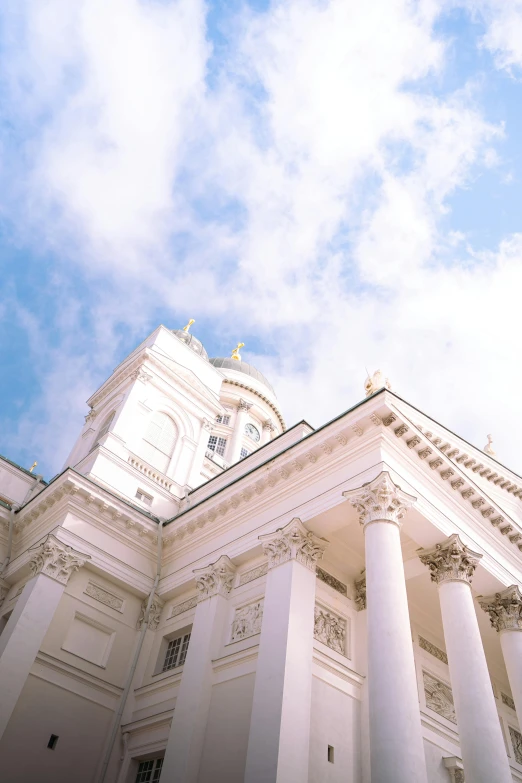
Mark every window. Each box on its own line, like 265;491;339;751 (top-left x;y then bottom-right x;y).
135;758;163;783
207;435;227;457
163;632;191;672
215;414;231;426
136;489;153;506
240;447;250;459
141;412;177;473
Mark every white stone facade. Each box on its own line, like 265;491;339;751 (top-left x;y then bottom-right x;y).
0;325;522;782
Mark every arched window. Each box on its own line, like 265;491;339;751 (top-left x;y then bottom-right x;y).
141;412;177;472
91;411;115;452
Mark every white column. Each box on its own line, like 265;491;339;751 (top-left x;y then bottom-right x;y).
229;399;252;464
188;418;213;486
261;419;275;446
419;534;512;783
0;535;89;740
244;518;327;783
161;555;236;783
344;472;428;783
479;585;522;729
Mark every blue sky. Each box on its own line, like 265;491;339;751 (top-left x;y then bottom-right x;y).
1;0;522;479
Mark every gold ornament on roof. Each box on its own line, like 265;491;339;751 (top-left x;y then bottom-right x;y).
483;434;495;457
182;319;195;332
29;461;38;473
364;370;391;397
231;342;245;361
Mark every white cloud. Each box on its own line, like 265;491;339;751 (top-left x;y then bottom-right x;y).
2;0;522;475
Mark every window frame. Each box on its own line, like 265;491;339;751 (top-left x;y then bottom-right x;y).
162;630;191;673
207;434;227;457
135;757;163;783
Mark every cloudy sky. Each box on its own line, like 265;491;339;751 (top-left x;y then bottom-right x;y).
1;0;522;479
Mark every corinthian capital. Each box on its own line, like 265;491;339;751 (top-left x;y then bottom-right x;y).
137;594;165;630
194;555;236;600
259;517;328;571
343;471;416;528
418;534;482;586
29;535;90;585
478;585;522;632
238;398;253;413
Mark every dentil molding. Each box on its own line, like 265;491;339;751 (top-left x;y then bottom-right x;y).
418;533;482;586
29;534;90;585
478;585;522;632
343;471;416;528
259;517;328;571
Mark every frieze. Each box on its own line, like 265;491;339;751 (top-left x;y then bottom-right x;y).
423;670;457;724
419;635;448;665
239;563;268;586
231;600;264;642
314;605;347;655
509;726;522;765
354;572;366;611
502;692;516;711
170;596;198;618
84;582;124;612
316;567;347;597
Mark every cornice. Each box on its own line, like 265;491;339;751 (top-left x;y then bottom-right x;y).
383;407;522;560
221;378;286;431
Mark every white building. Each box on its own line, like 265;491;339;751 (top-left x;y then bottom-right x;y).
0;323;522;783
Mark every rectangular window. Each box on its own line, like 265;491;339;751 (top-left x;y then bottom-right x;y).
163;632;191;672
136;489;153;506
328;745;334;763
207;435;227;457
135;758;163;783
215;414;231;426
240;447;249;459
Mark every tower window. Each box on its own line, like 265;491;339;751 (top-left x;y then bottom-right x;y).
207;435;227;457
215;414;231;426
135;758;163;782
163;632;191;672
240;447;250;459
141;412;177;473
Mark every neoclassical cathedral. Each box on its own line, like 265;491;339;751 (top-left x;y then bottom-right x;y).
1;323;522;783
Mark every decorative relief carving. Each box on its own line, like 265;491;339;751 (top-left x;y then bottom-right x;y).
352;424;363;437
382;413;397;426
394;424;409;437
369;413;382;426
479;585;522;632
231;600;264;642
137;594;164;630
29;535;90;585
316;567;347;596
132;366;153;384
84;582;124;612
423;671;457;724
259;518;327;572
440;469;455;480
407;436;421;449
335;433;348;446
502;692;516;711
343;472;416;529
194;555;236;600
509;726;522;765
238;399;253;413
354;572;366;611
263;419;275;432
461;488;475;499
444;758;465;783
239;563;268;586
451;478;465;490
419;534;482;586
418;447;432;459
429;458;443;470
84;408;98;423
170;596;198;618
419;635;448;665
314;605;347;655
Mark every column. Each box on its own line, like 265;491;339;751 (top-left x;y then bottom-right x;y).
188;418;213;486
0;535;89;739
229;399;252;464
244;518;327;783
343;472;428;783
161;555;236;783
261;419;275;446
479;585;522;728
419;534;512;783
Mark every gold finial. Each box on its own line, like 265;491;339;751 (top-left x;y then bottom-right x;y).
231;342;245;361
182;319;195;332
29;461;38;473
484;434;496;457
364;370;391;397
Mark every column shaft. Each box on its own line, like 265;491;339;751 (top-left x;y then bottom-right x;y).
438;581;512;783
229;401;251;464
244;557;316;783
365;520;428;783
500;631;522;728
0;573;65;739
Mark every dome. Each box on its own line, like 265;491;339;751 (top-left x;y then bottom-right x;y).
209;357;276;397
172;329;209;361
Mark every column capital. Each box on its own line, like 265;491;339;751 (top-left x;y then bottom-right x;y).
259;517;328;571
137;593;165;630
343;471;416;528
478;585;522;632
418;534;482;586
29;534;90;585
262;419;275;432
194;554;236;600
238;398;253;413
202;418;213;433
354;571;366;611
